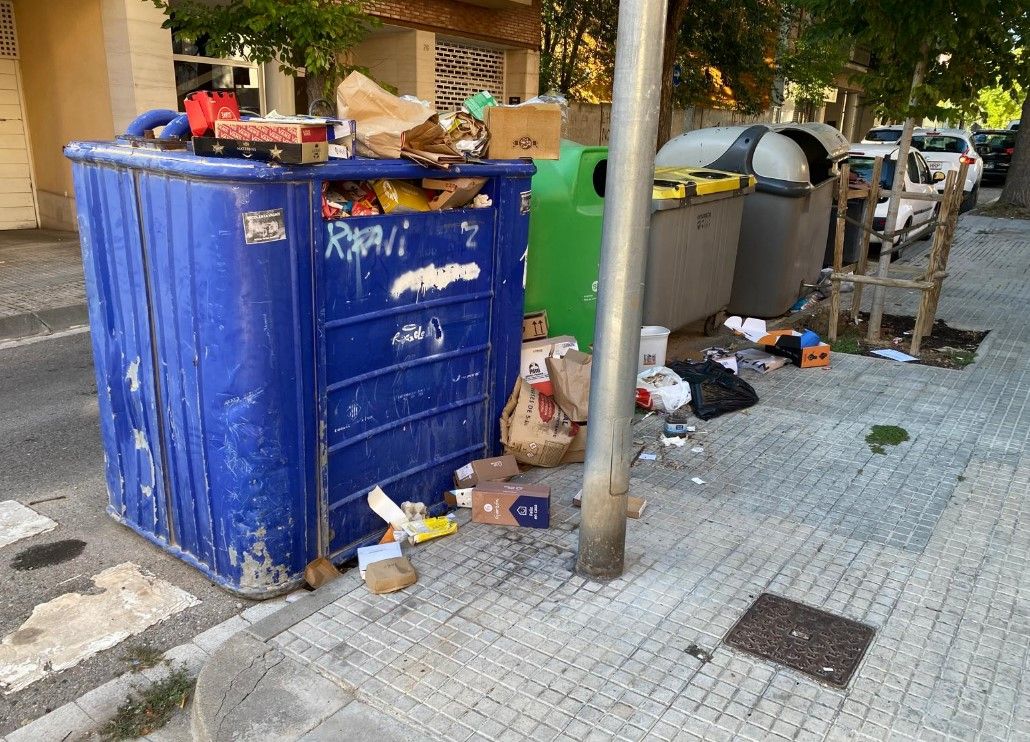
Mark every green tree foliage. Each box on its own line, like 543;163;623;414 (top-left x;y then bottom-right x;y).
149;0;376;102
539;0;618;97
791;1;1029;122
976;85;1023;129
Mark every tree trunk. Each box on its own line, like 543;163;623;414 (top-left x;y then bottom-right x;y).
656;0;690;150
999;94;1030;208
305;73;331;116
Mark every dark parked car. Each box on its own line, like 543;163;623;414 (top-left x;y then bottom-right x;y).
973;129;1017;183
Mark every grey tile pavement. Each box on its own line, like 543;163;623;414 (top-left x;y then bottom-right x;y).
254;213;1030;741
0;228;87;339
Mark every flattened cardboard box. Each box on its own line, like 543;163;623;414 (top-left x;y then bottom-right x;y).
472;482;550;528
453;454;520;488
193;137;327;164
213;119;329;143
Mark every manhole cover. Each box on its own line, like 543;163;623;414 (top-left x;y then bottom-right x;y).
724;593;874;687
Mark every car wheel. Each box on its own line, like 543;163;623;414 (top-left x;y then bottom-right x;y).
960;184;979;212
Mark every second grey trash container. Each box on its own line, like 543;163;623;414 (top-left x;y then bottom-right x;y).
656;123;849;318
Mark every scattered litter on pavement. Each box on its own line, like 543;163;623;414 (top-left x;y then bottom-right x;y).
636;366;692;413
357;542;403;579
26;495;67;507
364;557;417;595
367;486;458;545
669;360;759;420
661;435;686;447
684;643;713;664
454;455;521;488
735;348;787;374
702;347;738;374
691;446;705;454
639;452;658;461
444;488;473;508
571;492;648;519
871;348;919;362
304;557;340;589
500;379;578;466
691;477;707;485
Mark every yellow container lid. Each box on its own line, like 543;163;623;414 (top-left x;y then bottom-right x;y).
653;166;756;199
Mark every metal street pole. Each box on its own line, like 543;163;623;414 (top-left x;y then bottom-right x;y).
576;0;668;580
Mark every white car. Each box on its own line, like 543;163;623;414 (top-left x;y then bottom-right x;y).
847;144;939;253
860;125;926;144
910;129;983;211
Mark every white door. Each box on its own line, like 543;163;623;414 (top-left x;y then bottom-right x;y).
0;1;38;230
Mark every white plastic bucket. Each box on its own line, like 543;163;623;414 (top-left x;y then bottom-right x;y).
639;326;671;370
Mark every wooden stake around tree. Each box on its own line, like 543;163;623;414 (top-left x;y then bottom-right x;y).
828;162;850;342
850;156;884;322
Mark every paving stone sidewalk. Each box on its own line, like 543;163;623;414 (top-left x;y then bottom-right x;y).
195;213;1028;741
0;229;87;340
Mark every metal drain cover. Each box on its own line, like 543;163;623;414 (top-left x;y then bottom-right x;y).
724;593;874;687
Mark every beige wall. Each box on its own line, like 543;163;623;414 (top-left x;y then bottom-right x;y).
101;0;176;133
352;27;436;102
14;0;114;230
504;48;538;104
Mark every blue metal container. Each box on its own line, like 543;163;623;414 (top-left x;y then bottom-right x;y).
65;138;534;596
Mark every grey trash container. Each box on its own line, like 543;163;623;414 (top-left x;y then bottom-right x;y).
824;198;867;267
656;122;849;318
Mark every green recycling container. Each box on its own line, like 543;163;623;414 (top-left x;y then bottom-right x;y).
525;140;754;349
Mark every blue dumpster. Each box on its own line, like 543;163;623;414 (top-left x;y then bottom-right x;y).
65;131;534;597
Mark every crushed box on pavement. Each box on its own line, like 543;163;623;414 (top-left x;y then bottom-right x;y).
453;454;520;488
357;541;403;579
472;481;550;528
444;488;473;508
500;379;579;467
364;556;417;594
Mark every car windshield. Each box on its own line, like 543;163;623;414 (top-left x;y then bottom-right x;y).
848;156;895;189
973;132;1015;149
865;129;902;142
911;135;968;154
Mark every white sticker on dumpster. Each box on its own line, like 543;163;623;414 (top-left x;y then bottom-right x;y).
243;208;287;244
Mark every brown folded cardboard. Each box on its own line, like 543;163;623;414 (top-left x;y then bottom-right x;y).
453;454;520;488
546;349;592;423
571;491;647;519
423;176;487;210
559;424;587;464
500;379;578;467
520;335;579;396
484;104;561;160
472;482;550;528
522;310;549;341
364;556;417;594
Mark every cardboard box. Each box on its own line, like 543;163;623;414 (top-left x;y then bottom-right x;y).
453;455;520;488
484;104;561;160
422;177;486;210
572;491;647;519
472;482;550;528
372;179;430;213
500;379;579;467
444;488;473;508
357;541;402;579
765;341;831;368
214;119;329;143
520;335;579;396
193;137;327;164
364;556;417;594
522;311;549;341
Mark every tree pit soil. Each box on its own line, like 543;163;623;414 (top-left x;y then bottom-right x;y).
804;307;989;370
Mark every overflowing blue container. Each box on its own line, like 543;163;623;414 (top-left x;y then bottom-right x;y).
65;133;533;597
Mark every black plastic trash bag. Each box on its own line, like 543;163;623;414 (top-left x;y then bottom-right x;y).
668;359;759;420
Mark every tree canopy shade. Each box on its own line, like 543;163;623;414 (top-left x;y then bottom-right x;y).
791;0;1029;123
150;0;376;102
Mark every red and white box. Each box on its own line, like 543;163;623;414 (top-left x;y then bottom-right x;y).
213;120;329;144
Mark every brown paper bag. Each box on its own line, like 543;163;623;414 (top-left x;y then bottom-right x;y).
559;424;587;464
336;72;434;159
545;349;591;423
500;379;578;467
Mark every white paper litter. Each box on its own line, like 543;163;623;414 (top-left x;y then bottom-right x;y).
691;477;706;485
661;436;686;447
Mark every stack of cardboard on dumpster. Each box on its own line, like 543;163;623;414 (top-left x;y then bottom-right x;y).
179;72;562;169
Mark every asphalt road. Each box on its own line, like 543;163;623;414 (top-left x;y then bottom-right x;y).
0;330;253;734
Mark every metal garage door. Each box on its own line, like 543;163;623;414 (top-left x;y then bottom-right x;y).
0;1;37;230
434;39;504;112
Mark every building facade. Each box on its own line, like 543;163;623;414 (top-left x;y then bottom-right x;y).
2;0;540;232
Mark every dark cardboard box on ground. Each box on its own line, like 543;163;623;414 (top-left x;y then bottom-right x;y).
453;455;520;488
193;137;327;164
472;482;550;528
484;104;561;160
766;341;831;368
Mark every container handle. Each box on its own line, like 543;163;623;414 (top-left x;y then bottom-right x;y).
158;114;192;140
705;124;768;174
124;109;181;137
